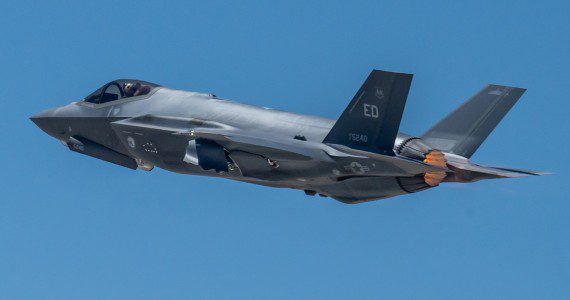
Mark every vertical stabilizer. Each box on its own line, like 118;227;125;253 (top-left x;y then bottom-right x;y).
323;70;413;155
421;85;525;158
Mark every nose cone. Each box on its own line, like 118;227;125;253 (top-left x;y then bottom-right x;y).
30;108;60;138
31;107;56;119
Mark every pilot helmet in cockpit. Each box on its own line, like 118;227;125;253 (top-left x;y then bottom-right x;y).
123;82;141;97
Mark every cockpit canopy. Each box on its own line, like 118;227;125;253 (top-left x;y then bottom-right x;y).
84;79;160;104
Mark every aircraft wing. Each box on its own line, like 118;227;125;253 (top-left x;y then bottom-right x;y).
110;115;446;179
110;114;338;162
175;127;316;161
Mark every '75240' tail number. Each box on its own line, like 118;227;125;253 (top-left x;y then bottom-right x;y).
348;133;368;143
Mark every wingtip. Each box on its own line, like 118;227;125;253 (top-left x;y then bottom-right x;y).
531;171;552;176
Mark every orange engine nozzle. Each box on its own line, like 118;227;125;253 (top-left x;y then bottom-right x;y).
423;150;447;186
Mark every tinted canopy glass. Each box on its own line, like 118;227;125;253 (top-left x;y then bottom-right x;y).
84;79;160;104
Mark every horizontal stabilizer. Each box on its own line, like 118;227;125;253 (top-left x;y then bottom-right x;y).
489;166;550;177
445;159;547;182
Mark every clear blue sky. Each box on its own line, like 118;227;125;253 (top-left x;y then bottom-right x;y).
1;1;568;299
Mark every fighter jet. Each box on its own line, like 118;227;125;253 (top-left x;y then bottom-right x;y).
31;70;545;204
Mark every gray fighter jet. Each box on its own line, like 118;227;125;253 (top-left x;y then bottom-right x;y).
31;70;545;204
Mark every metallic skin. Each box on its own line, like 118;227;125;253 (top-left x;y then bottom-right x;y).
31;70;545;204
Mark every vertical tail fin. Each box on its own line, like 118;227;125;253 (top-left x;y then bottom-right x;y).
421;84;526;158
323;70;413;155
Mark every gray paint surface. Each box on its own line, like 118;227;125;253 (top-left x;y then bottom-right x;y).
31;70;544;204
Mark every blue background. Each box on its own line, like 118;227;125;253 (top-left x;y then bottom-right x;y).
1;1;568;299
